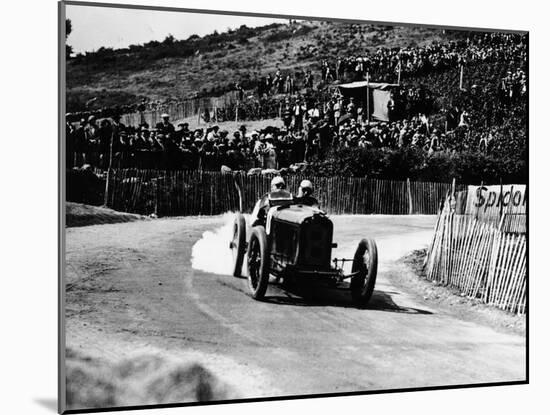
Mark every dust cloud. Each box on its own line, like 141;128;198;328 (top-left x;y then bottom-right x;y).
191;212;249;275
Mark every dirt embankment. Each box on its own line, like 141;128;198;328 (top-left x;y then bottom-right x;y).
66;202;147;227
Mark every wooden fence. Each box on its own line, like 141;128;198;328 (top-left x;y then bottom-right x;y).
121;91;244;127
104;169;456;217
424;202;526;314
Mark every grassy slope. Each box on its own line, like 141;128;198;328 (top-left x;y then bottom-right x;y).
66;202;147;227
66;21;468;111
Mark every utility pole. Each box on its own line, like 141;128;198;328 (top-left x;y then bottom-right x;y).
366;71;370;123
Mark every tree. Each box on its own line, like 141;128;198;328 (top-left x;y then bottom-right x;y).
65;19;73;59
66;19;72;37
162;34;175;45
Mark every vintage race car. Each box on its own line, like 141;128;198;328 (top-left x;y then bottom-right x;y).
229;202;378;306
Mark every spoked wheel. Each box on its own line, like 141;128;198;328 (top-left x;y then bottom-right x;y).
350;238;378;307
230;213;246;277
246;226;270;300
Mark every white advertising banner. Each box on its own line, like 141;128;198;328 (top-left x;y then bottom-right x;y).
465;184;526;216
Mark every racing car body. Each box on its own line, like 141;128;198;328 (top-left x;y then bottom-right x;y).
268;205;334;275
230;202;378;306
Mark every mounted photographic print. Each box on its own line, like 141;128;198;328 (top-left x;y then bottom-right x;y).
59;1;528;413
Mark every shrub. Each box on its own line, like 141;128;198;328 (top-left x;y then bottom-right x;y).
305;147;526;184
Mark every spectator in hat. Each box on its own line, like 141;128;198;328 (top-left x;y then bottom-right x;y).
282;103;293;131
304;70;313;88
284;74;294;94
346;98;357;119
318;114;332;155
239;124;247;142
264;134;277;169
253;134;267;166
333;98;342;127
72;118;88;167
83;115;100;166
84;115;98;143
226;140;245;170
291;131;306;163
112;113;126;132
293;99;306;131
174;122;189;143
158;113;175;136
307;104;321;124
132;127;150;151
97;118;113;168
206;125;220;142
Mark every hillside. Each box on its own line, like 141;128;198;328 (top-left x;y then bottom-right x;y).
66;20;472;111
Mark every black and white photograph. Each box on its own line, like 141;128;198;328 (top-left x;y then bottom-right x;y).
59;1;528;413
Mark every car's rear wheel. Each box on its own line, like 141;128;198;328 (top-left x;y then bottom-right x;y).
247;226;270;300
350;238;378;306
230;213;246;277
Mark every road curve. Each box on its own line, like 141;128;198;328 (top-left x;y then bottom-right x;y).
65;215;526;401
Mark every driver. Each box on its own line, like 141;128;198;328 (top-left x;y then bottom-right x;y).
294;179;319;207
251;176;293;227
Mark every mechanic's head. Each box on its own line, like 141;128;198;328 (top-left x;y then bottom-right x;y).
298;179;313;197
270;176;286;191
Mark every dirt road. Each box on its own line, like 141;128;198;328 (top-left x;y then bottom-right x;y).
65;215;526;405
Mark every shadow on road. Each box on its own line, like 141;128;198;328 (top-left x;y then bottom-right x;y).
262;283;433;315
368;290;433;314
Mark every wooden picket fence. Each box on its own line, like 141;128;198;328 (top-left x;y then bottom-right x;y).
424;204;526;314
121;91;242;127
104;169;455;217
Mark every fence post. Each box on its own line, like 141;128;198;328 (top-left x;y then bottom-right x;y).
451;177;456;212
407;178;413;215
154;176;159;217
476;180;483;221
499;178;504;222
366;71;370;123
104;169;111;207
103;129;115;207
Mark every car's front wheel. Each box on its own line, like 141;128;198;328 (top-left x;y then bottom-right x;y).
247;226;270;300
350;238;378;307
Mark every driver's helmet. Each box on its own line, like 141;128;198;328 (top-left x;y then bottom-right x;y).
298;179;313;197
268;176;292;206
270;176;286;190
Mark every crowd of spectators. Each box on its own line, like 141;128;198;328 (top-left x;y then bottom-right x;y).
67;113;307;171
256;68;313;97
323;32;526;83
499;68;527;104
67;31;526;174
67;85;520;174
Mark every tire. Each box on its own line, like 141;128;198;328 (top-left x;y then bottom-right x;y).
350;238;378;306
246;226;270;300
230;213;246;277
